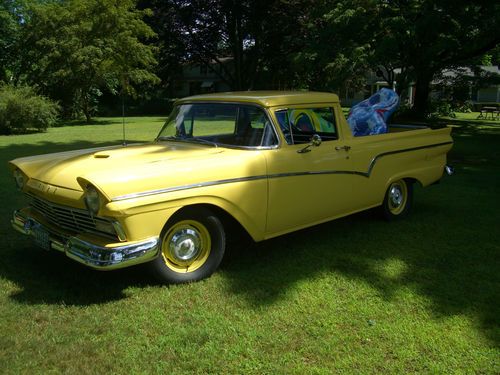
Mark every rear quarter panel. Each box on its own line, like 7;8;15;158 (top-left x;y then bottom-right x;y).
343;122;453;207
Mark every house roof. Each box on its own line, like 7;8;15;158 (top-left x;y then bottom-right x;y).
438;65;500;79
176;91;340;108
480;65;500;75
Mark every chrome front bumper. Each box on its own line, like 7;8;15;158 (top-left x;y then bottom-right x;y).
12;209;160;270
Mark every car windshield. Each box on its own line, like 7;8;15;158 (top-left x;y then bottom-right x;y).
157;103;278;148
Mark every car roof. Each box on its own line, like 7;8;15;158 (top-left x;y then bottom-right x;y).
176;91;340;108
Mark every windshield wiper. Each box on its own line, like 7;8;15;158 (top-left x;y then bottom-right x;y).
157;136;218;148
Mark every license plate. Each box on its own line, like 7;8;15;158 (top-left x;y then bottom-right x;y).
32;224;50;251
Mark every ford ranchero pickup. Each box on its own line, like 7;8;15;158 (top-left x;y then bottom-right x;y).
10;91;453;283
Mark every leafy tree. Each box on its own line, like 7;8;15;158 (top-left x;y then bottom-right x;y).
374;0;500;116
17;0;159;122
302;0;499;113
0;0;24;82
148;0;383;96
146;0;307;91
292;0;380;94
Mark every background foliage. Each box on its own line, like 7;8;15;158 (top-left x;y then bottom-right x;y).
2;0;158;125
0;0;499;125
0;84;60;133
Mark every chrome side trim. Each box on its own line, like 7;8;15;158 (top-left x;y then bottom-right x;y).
364;141;453;177
111;175;268;201
267;170;366;179
111;141;453;202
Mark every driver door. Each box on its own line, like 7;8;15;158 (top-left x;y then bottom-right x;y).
264;106;365;237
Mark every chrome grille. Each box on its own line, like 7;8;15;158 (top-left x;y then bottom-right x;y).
28;194;117;239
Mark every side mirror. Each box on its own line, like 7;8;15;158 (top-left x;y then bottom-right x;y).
310;134;322;147
297;134;322;153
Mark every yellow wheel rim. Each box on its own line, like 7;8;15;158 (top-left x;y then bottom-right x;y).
161;220;211;273
387;180;408;215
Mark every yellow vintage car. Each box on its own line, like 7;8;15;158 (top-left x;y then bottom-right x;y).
10;91;453;283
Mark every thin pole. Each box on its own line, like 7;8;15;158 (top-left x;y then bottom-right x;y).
122;94;126;146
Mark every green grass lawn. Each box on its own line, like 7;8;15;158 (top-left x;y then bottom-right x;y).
0;116;499;374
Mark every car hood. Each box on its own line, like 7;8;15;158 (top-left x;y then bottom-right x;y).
10;142;266;201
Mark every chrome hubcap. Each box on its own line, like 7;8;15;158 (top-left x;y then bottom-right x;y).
389;186;403;208
169;228;202;264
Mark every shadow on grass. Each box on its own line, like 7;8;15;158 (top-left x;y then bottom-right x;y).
0;139;124;160
446;124;500;168
440;120;500;135
3;241;157;305
436;117;500;128
0;128;498;346
219;187;499;345
53;119;117;127
0;139;160;305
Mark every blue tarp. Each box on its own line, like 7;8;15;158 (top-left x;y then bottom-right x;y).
347;88;399;136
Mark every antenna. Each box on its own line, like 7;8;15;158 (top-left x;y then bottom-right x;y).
121;93;127;146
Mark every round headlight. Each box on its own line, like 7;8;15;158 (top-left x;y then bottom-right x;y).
84;185;100;215
14;169;25;190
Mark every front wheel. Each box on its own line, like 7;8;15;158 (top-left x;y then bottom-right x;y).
381;179;413;220
149;207;225;284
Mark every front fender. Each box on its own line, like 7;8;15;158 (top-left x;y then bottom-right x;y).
104;179;268;242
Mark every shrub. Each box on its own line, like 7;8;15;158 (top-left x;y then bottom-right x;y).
454;100;474;113
0;84;60;134
428;101;456;118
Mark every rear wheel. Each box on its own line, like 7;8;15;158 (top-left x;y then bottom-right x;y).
150;207;225;284
382;179;413;220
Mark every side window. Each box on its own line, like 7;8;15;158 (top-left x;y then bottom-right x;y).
235;106;278;147
275;107;337;145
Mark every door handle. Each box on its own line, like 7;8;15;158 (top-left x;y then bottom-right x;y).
335;145;351;151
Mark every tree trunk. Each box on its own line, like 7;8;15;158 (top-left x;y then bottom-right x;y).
84;110;92;123
412;71;433;118
228;3;244;90
82;96;92;123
